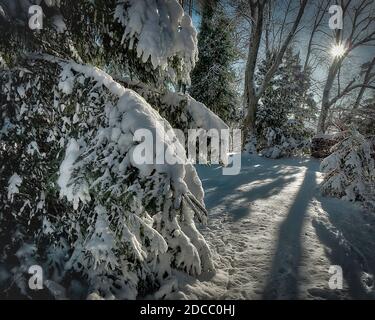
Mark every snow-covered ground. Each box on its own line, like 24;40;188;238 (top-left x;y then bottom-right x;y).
172;154;375;300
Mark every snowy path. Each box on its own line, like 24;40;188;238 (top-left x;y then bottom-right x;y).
175;155;375;300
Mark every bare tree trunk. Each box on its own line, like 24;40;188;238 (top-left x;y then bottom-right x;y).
242;0;265;146
317;98;331;134
353;84;367;112
317;63;339;133
242;81;258;140
242;0;308;148
188;0;193;16
352;56;375;111
264;1;272;57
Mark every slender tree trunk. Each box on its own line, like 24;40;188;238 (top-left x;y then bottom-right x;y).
242;82;258;144
188;0;193;16
352;56;375;112
317;62;339;133
243;42;259;118
265;1;272;57
317;98;330;134
353;85;367;111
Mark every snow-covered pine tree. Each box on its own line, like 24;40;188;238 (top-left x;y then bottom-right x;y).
0;0;224;299
321;128;375;210
189;0;240;124
255;48;316;158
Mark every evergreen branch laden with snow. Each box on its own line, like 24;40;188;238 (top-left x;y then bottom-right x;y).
0;55;214;299
320;129;375;210
0;0;217;300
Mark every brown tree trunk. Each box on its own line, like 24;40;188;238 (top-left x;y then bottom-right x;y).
242;91;258;146
241;1;265;147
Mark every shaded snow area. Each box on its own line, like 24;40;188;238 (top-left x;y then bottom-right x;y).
169;155;375;300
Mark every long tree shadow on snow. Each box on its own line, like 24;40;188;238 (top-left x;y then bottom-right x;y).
196;156;301;221
262;162;318;299
311;196;375;299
